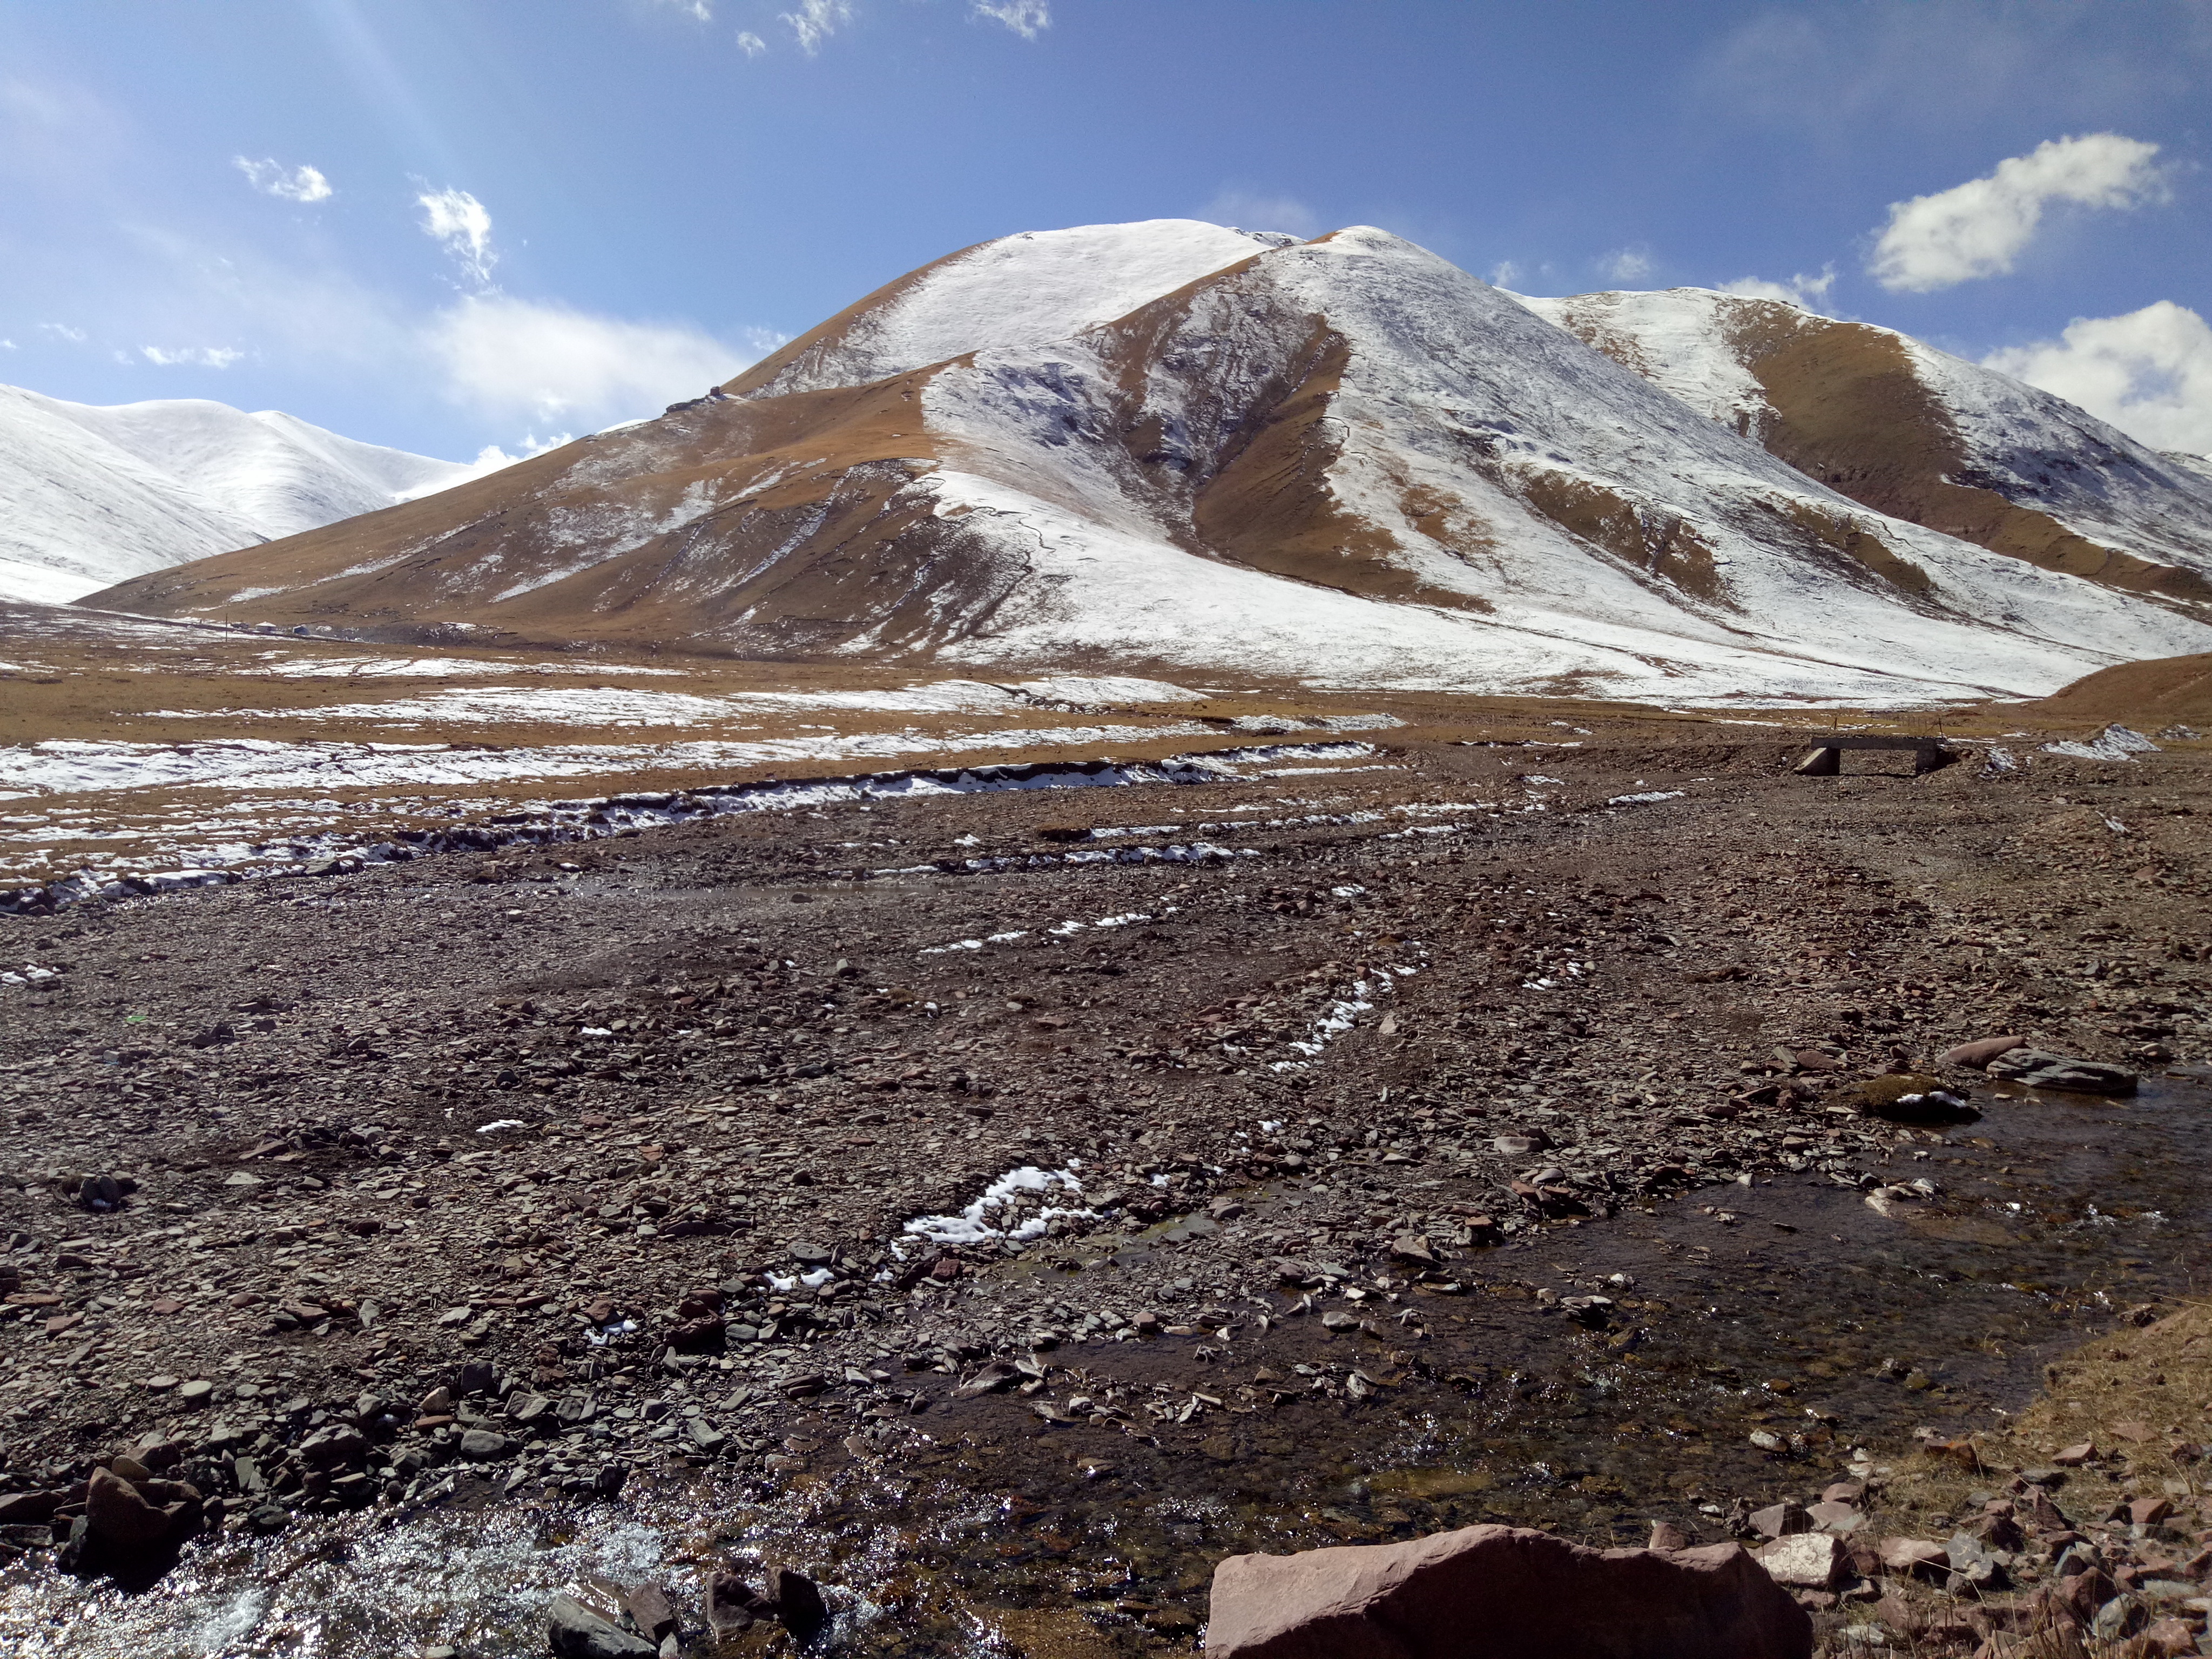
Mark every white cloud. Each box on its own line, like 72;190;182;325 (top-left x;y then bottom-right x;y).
1487;260;1522;289
396;433;571;499
233;156;333;204
422;294;747;426
736;29;767;55
780;0;852;55
1201;187;1320;240
417;186;497;287
1868;133;2164;293
651;0;713;18
1599;248;1653;285
39;322;86;343
1985;301;2212;456
1718;264;1836;309
973;1;1049;38
0;339;15;350
141;344;244;368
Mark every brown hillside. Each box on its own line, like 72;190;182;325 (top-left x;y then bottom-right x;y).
2023;651;2212;724
1549;294;2212;605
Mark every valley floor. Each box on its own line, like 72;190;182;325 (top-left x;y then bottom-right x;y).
1;697;2209;1656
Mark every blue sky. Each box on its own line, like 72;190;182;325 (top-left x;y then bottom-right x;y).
3;0;2208;461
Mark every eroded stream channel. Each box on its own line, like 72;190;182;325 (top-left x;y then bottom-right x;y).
8;1073;2208;1659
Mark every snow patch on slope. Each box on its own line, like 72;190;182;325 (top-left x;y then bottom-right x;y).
1510;288;1771;432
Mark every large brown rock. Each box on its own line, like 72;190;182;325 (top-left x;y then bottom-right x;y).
85;1466;179;1548
1206;1523;1810;1659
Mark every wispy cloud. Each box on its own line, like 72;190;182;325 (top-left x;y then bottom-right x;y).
1487;260;1522;289
1987;300;2212;455
0;339;16;351
1598;247;1653;285
417;186;497;288
1201;187;1320;239
973;1;1049;38
1868;133;2164;293
1718;265;1836;309
736;29;767;56
422;293;747;426
780;0;852;55
142;344;244;368
39;322;86;343
234;156;333;204
650;0;713;18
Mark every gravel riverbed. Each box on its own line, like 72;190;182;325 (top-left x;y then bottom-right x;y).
2;723;2208;1654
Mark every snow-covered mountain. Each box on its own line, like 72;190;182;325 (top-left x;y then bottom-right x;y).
0;386;475;604
87;221;2212;704
1515;287;2212;605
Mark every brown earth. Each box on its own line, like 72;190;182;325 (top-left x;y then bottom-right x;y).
2;699;2209;1650
2019;654;2212;728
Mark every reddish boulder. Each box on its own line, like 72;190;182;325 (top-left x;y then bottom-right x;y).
1206;1523;1810;1659
85;1466;178;1548
1937;1036;2026;1069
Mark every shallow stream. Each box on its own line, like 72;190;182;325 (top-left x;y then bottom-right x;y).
5;1073;2208;1658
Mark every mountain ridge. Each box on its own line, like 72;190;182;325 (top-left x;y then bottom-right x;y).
83;222;2212;704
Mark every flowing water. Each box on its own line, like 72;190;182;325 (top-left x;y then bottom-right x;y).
6;1073;2208;1658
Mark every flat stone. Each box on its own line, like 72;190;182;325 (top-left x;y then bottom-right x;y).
1806;1501;1863;1534
1754;1532;1843;1591
0;1490;59;1526
1986;1049;2137;1095
458;1429;517;1461
1749;1501;1809;1539
1877;1537;1947;1575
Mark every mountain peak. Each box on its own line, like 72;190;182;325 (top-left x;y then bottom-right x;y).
729;218;1285;400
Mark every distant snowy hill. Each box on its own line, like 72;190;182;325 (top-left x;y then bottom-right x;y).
0;386;474;604
89;221;2212;704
